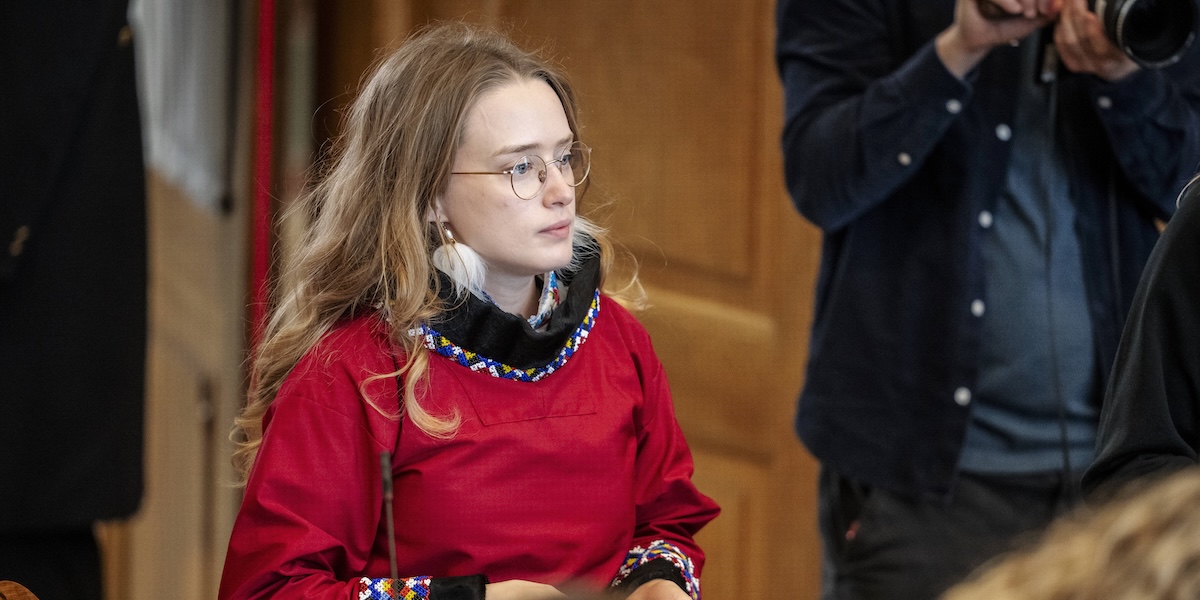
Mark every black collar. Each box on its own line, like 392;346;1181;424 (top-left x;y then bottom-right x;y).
428;253;601;370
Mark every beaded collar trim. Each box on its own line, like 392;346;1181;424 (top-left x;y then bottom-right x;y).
413;290;600;382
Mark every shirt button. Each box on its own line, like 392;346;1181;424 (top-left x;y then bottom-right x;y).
995;124;1012;141
978;210;994;228
971;299;986;317
1097;95;1113;110
954;387;972;407
897;152;912;166
946;99;963;114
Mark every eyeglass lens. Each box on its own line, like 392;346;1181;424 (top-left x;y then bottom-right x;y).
510;142;591;199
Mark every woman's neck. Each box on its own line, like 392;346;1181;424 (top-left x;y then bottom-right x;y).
483;275;539;318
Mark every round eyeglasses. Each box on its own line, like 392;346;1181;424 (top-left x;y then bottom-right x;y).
451;141;591;200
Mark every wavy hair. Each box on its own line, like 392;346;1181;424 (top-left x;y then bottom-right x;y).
232;21;639;483
943;469;1200;600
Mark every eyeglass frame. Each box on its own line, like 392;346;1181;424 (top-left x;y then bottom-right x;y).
450;141;592;200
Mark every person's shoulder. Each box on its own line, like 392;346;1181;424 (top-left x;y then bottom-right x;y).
598;294;644;328
596;294;657;349
1160;180;1200;249
1176;179;1200;221
289;312;399;387
322;311;393;348
271;312;403;439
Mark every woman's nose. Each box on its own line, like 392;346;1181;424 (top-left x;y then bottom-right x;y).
540;165;575;207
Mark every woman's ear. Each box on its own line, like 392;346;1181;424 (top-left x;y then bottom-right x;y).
426;196;447;224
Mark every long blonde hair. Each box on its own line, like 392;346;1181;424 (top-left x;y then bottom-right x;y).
232;22;632;483
942;470;1200;600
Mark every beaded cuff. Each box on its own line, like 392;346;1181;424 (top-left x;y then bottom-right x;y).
357;576;431;600
611;540;700;600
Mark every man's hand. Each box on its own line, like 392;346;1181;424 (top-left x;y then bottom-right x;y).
625;579;691;600
937;0;1062;77
1054;0;1140;80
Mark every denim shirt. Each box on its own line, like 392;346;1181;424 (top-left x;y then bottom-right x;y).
776;0;1200;499
959;36;1097;475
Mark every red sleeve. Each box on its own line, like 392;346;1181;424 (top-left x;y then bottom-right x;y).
218;327;400;600
219;396;383;599
619;331;721;598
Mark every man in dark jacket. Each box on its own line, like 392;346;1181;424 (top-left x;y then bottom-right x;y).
776;0;1200;597
0;2;147;600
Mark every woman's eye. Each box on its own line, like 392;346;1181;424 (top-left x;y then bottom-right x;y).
511;158;534;176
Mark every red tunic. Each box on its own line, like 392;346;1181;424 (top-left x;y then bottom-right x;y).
219;296;719;599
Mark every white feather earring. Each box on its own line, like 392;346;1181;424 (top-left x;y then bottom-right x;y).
431;222;488;298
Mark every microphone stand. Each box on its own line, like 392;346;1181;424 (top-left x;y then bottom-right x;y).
380;452;399;581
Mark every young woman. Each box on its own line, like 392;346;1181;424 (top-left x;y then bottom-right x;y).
217;22;719;600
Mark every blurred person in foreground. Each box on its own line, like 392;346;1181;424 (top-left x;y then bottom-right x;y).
1083;174;1200;496
944;467;1200;600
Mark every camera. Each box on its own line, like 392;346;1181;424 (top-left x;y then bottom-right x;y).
1094;0;1199;67
977;0;1199;68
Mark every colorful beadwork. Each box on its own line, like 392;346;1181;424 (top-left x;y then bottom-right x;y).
357;576;432;600
611;539;701;600
413;290;600;382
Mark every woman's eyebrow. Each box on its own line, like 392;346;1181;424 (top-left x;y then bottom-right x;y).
493;135;574;157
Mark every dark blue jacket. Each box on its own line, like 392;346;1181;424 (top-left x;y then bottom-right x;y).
776;0;1200;499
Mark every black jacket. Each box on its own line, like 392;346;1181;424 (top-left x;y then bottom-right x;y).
1083;180;1200;498
0;0;147;530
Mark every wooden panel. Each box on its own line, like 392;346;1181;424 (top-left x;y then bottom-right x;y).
116;171;247;600
314;0;384;150
637;288;782;459
691;450;768;600
556;7;760;284
128;330;216;599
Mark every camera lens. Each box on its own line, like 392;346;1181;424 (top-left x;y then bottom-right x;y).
1096;0;1199;68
